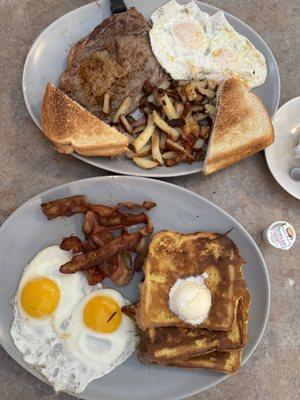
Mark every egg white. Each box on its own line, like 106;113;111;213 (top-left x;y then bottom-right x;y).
203;11;267;87
150;0;209;80
150;0;267;88
65;288;136;368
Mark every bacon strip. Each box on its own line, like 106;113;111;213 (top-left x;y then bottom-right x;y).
41;195;88;219
89;201;156;217
85;231;114;285
83;211;100;235
60;236;91;253
90;230;114;247
85;266;105;286
42;197;156;219
42;196;155;285
60;232;141;274
83;211;149;235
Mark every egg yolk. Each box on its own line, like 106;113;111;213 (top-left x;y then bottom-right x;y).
21;277;60;318
171;21;207;52
83;295;122;334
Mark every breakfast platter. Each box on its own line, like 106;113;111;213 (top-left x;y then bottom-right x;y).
0;176;270;400
23;0;280;177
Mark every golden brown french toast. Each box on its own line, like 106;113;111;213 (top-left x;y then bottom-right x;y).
123;288;250;363
136;231;246;331
163;350;243;373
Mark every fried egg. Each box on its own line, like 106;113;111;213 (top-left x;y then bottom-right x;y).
150;0;267;88
10;247;137;394
12;246;88;330
64;288;137;389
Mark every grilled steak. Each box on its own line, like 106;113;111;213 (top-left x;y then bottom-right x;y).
60;8;167;122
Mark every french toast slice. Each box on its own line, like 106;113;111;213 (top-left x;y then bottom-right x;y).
144;289;250;362
123;289;250;363
163;350;243;373
136;231;246;331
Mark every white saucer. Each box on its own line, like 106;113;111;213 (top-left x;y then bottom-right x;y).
265;96;300;200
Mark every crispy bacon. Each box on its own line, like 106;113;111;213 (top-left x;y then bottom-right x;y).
134;237;149;272
87;237;98;250
42;197;156;220
101;252;133;286
139;214;154;236
42;196;155;286
85;231;114;285
98;213;148;229
85;266;105;286
116;201;156;212
41;195;88;219
60;232;142;274
83;211;100;235
87;201;156;218
91;230;114;247
89;231;133;286
60;236;91;253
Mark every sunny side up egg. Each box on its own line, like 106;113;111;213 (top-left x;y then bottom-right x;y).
65;289;137;380
10;246;137;394
150;0;267;88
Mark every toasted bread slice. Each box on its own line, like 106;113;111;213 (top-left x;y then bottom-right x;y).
41;83;129;157
136;231;246;331
202;78;274;175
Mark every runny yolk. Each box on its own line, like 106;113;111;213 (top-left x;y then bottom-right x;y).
21;277;60;318
83;295;122;334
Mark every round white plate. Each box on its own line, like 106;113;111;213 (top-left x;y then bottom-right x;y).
0;176;269;400
265;97;300;200
23;0;280;177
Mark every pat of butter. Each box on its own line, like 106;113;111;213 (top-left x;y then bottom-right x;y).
168;274;211;325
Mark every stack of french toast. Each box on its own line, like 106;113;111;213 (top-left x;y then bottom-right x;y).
123;230;251;373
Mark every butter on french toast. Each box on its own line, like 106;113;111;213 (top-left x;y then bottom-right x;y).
136;231;246;331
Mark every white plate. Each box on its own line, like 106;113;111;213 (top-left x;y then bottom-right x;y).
23;0;280;177
265;97;300;200
0;176;269;400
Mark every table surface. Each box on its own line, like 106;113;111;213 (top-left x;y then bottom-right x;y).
0;1;299;399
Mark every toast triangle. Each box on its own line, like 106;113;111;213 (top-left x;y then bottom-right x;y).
202;78;274;175
41;83;128;157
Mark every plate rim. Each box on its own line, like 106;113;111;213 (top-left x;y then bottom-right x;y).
265;96;300;200
0;175;270;399
22;0;280;178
